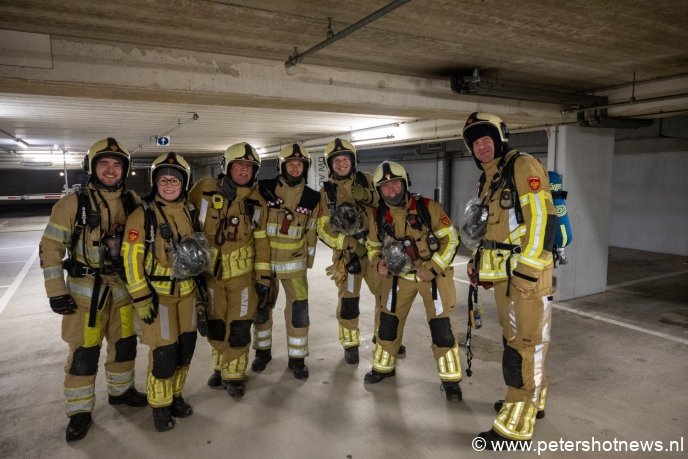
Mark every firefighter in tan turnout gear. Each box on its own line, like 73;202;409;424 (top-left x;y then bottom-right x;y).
462;113;556;449
189;142;271;398
364;161;462;401
39;137;146;442
251;144;320;379
317;138;380;365
123;152;206;431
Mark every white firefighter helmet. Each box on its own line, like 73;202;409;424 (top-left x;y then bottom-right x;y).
323;138;357;177
278;143;311;181
83;137;131;179
220;142;261;183
461;112;509;155
373;161;410;198
150;152;192;191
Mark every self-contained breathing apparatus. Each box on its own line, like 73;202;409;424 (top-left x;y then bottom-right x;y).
63;187;138;327
375;194;440;275
323;171;372;274
140;200;211;333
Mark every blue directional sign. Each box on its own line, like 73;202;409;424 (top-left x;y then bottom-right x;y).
156;136;170;146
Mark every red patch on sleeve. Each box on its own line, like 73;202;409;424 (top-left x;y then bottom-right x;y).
528;177;541;190
128;230;139;242
440;215;450;226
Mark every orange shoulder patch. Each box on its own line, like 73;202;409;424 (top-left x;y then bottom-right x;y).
528;177;541;190
128;229;139;242
440;215;450;226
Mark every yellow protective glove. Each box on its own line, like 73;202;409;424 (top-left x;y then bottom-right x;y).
135;301;157;325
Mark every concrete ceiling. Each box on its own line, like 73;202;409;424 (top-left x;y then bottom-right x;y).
1;0;688;167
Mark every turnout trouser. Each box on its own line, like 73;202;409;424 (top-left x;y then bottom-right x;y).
335;255;379;349
492;272;553;441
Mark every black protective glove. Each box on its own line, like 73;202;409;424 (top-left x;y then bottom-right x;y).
49;295;77;315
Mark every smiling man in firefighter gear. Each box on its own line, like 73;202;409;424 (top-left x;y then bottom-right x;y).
252;144;320;379
189;142;270;398
39;138;147;442
123;152;204;431
462;112;557;449
317;138;381;365
363;161;462;401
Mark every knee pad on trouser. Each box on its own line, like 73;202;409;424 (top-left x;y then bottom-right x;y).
436;345;462;382
291;300;310;328
493;401;538;441
69;345;101;376
178;332;197;367
429;317;455;348
502;341;524;388
338;324;360;348
114;335;137;362
228;320;252;348
378;312;399;341
152;343;179;380
372;343;395;373
207;319;226;342
340;297;360;320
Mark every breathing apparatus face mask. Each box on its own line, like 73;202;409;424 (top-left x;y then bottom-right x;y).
100;224;125;275
330;202;364;236
459;196;489;252
170;232;212;279
382;237;413;275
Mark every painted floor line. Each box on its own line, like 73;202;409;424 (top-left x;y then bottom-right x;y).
0;248;39;316
0;260;25;264
607;270;688;289
0;245;39;250
553;303;688;346
0;221;7;229
453;277;471;285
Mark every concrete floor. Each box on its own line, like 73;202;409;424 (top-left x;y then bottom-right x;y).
0;209;686;459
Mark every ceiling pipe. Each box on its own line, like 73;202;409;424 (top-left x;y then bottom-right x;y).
285;0;412;68
563;92;688;114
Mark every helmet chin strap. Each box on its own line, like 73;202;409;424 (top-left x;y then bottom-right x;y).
383;191;406;207
92;176;123;192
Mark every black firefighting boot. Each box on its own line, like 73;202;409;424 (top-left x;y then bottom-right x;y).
364;369;396;384
65;412;92;442
441;382;463;402
108;387;147;407
171;396;193;418
153;406;175;432
494;399;545;419
344;347;359;364
288;358;309;380
477;429;531;451
207;370;222;387
251;349;272;372
227;380;245;398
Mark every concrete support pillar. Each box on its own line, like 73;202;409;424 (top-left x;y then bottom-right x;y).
547;125;615;300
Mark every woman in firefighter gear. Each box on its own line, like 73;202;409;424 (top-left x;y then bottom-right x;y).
189;142;271;398
252;144;320;379
462;112;557;449
39;137;146;442
364;161;462;402
122;152;202;432
317;138;380;365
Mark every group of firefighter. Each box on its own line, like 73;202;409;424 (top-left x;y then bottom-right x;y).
39;112;557;450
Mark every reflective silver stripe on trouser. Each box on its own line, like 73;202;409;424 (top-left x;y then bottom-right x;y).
65;385;95;415
253;328;272;350
287;335;308;358
159;304;170;341
106;369;135;396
